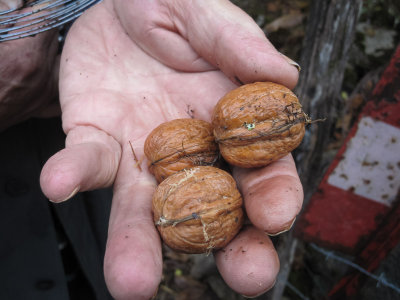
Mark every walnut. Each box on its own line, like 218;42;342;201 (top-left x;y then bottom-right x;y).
144;118;219;182
152;166;244;254
212;82;308;168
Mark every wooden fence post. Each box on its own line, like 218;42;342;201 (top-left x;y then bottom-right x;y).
295;0;363;200
268;1;364;299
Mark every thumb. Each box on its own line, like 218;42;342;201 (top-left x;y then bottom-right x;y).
40;125;121;202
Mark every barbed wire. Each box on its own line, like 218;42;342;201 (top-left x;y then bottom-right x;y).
285;281;310;300
310;243;400;294
283;243;400;300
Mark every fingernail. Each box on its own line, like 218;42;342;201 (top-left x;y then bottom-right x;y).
280;53;301;72
241;279;276;298
241;291;265;299
49;186;80;203
267;217;297;236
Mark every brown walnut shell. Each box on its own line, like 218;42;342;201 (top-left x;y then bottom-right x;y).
212;82;306;168
144;118;219;182
152;166;244;254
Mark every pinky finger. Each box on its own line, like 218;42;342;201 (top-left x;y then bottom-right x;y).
214;226;279;297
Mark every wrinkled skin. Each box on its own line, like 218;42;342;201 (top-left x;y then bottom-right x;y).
39;0;303;299
0;1;60;131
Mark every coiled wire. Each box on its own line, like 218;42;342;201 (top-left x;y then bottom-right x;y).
0;0;100;42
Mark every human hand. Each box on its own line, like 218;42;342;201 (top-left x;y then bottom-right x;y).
40;0;303;298
0;1;60;131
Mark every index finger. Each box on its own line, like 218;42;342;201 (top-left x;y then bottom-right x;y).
104;143;163;300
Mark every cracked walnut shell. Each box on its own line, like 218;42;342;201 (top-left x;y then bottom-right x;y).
152;166;244;254
212;82;307;168
144;118;219;182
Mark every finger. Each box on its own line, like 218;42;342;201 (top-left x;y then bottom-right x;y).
0;6;59;130
112;0;215;73
104;144;162;300
215;226;279;297
180;0;300;88
112;0;299;88
234;155;304;235
40;126;121;202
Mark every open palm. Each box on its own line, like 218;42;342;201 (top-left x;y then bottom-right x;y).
40;0;303;299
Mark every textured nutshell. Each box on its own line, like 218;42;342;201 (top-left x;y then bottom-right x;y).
152;166;244;254
144;118;219;182
212;82;306;168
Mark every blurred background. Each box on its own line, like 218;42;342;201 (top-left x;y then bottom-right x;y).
155;1;400;299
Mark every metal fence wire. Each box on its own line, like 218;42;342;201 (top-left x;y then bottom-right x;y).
309;243;400;295
0;0;100;42
282;242;400;299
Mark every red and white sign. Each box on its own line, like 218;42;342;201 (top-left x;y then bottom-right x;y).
328;116;400;207
295;44;400;298
296;44;400;252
